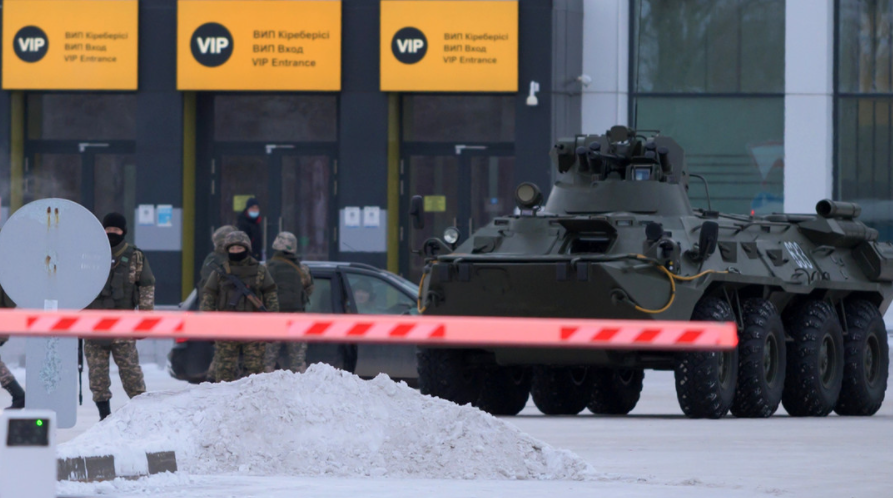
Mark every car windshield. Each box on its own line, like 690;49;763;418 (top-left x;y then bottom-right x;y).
382;271;419;296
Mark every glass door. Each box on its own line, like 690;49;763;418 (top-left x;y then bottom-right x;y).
25;153;82;203
213;148;335;261
216;154;270;258
400;148;513;282
467;154;516;238
279;154;333;261
404;155;460;281
25;146;136;238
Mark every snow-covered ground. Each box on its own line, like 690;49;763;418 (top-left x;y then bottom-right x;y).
1;354;890;498
57;365;592;481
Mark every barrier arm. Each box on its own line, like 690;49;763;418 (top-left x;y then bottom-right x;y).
0;309;737;351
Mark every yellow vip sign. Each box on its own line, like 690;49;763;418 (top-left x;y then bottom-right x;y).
178;0;341;91
380;0;518;92
2;0;138;90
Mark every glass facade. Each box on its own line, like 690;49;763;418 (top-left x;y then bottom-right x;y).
213;95;337;142
632;0;785;215
399;95;516;281
402;95;515;143
838;0;893;240
27;94;137;140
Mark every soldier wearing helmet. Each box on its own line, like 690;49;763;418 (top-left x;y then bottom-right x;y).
85;212;154;420
198;225;237;293
264;232;314;373
201;231;279;382
194;225;237;382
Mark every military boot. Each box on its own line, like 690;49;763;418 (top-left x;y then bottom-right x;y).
3;379;24;409
96;400;111;421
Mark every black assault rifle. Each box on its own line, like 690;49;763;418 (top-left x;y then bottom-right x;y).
210;263;268;312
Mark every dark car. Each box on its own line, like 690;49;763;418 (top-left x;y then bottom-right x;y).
167;261;420;384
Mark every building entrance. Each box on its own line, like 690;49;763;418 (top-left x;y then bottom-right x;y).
23;93;138;236
195;94;338;267
212;146;335;261
398;95;516;281
400;147;514;282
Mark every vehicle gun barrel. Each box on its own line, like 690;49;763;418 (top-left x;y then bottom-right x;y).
816;199;861;219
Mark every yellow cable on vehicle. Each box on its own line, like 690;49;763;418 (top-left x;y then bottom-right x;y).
417;263;434;314
633;254;676;315
415;255;728;315
628;255;728;314
672;269;728;281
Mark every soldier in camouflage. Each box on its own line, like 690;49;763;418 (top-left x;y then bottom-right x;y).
0;283;24;409
264;232;314;373
198;225;236;382
85;213;154;421
199;225;237;293
201;231;279;382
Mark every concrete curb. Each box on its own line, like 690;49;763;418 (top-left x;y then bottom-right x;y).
57;451;177;482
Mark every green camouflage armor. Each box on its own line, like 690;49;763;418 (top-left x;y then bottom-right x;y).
198;251;229;295
0;360;12;389
199;226;237;381
199;225;237;292
84;241;154;403
88;243;155;311
264;240;314;373
201;231;279;382
266;250;313;312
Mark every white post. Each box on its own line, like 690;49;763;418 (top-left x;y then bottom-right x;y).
581;0;629;134
784;0;835;213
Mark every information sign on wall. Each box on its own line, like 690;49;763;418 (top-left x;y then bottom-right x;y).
380;0;518;92
2;0;139;90
178;0;341;91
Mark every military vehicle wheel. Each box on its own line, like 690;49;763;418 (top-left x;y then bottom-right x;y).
417;348;482;406
587;368;644;415
530;366;592;415
477;366;532;416
782;301;844;417
731;299;786;418
834;300;889;416
674;297;739;419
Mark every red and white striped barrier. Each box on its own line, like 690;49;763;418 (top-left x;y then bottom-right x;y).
0;309;737;351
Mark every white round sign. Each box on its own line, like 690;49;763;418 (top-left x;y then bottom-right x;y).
0;199;110;310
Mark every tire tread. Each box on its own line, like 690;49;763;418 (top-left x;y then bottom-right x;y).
730;299;786;418
835;300;889;416
674;296;738;419
781;301;844;417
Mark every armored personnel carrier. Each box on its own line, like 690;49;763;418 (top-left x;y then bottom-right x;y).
412;126;892;419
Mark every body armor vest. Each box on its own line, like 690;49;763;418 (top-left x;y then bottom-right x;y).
217;262;265;312
267;256;308;312
198;251;228;292
89;244;138;310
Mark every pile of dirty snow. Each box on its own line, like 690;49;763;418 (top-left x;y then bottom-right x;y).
59;364;594;480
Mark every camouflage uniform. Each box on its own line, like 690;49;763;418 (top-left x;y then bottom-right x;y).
84;241;154;403
199;225;237;292
264;232;314;373
201;231;279;382
0;357;13;389
199;225;236;382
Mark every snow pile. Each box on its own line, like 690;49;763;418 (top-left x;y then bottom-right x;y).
59;364;594;480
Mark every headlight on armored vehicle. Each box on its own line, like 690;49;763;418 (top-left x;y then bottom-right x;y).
514;182;543;209
443;227;460;245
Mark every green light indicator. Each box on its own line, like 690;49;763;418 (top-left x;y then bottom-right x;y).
35;420;43;427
